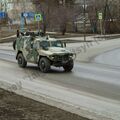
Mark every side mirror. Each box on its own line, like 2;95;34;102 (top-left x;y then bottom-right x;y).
64;42;66;47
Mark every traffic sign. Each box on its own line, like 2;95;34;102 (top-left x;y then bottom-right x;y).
98;12;103;20
0;12;6;19
23;12;28;17
35;14;42;21
20;16;25;32
21;12;35;18
28;12;35;18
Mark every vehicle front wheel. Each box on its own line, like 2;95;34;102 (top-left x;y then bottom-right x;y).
17;53;27;68
63;60;74;72
38;57;51;73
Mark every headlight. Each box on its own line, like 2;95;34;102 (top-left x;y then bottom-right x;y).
49;55;55;60
69;53;73;57
69;53;76;60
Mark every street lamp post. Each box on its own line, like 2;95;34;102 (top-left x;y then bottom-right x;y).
83;0;86;42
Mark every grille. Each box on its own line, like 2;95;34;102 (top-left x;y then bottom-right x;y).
55;55;69;61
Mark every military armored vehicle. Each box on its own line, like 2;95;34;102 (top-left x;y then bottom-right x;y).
13;31;75;72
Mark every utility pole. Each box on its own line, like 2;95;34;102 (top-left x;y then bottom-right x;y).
83;0;86;42
104;0;113;34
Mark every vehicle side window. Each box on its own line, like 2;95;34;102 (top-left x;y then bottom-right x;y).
40;41;49;48
33;42;39;49
25;38;31;50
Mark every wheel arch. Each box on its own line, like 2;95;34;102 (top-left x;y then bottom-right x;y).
38;55;47;62
16;51;22;59
38;55;51;64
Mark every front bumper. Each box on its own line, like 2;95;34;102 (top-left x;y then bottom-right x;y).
52;59;73;67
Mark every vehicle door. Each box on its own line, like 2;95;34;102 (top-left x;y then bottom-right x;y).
24;37;38;63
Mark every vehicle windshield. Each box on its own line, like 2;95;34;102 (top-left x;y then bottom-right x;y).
51;41;63;47
40;41;63;48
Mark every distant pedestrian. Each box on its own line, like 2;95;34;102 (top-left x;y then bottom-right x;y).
13;29;19;50
17;30;20;38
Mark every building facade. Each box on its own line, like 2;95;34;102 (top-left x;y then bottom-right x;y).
0;0;35;23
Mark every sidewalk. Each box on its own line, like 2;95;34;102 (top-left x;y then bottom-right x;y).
58;34;120;43
0;30;16;43
0;29;15;38
47;31;120;41
0;27;120;43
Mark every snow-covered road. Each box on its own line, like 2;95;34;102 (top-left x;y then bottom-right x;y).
94;48;120;67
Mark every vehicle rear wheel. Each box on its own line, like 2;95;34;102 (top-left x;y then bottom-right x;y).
17;53;27;68
63;60;74;72
39;57;51;73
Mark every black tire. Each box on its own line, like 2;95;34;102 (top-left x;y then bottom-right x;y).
13;40;16;50
39;57;51;73
17;53;27;68
63;60;74;72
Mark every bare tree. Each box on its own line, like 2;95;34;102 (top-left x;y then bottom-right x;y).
87;0;120;34
32;0;77;35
